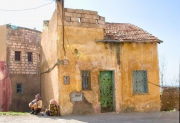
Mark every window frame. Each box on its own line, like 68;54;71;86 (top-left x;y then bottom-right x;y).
15;51;21;61
132;70;148;94
81;70;91;90
16;83;23;94
27;52;32;62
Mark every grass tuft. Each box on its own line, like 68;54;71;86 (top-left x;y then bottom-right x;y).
0;112;28;116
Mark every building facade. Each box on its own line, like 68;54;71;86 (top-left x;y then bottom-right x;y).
41;1;162;115
0;24;41;112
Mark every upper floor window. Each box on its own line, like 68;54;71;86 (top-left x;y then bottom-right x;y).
132;70;148;94
27;52;32;62
16;83;23;93
81;70;91;90
15;51;21;61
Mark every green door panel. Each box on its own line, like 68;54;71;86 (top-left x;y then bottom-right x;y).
100;71;113;112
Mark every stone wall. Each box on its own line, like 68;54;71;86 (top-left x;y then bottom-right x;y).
6;25;41;75
63;8;105;28
6;25;42;112
161;88;179;111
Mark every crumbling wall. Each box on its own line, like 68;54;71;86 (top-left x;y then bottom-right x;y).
63;8;105;28
161;88;179;111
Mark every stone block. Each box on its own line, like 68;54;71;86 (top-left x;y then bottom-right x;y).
75;9;83;13
99;16;105;21
73;13;82;18
81;18;89;23
81;10;91;14
89;19;96;24
98;20;105;25
65;16;71;22
81;14;92;19
92;15;99;19
90;11;98;15
66;8;75;13
65;12;74;17
72;22;80;26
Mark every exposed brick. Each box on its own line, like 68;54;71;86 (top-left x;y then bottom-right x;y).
65;12;74;17
92;15;99;19
66;8;75;13
81;14;92;19
81;10;91;14
73;13;81;18
99;16;105;21
89;19;96;24
81;18;89;23
64;16;71;22
75;9;83;13
98;20;105;25
71;17;80;22
90;11;98;15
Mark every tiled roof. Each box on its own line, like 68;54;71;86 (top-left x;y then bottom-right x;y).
102;23;162;43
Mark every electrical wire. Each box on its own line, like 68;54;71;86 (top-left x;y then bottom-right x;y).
0;1;55;12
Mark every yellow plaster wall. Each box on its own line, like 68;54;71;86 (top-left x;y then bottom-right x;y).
44;1;161;115
120;43;160;111
58;26;122;115
0;25;7;61
40;10;59;109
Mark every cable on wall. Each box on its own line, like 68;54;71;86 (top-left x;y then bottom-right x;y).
0;1;55;12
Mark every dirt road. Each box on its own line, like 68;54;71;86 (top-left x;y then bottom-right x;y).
0;111;179;123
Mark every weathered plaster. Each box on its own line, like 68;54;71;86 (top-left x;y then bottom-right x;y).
40;1;161;116
40;10;59;110
120;43;160;111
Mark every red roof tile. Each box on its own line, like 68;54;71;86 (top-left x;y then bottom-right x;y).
103;23;162;43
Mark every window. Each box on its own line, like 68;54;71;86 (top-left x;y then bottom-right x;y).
15;51;21;61
27;52;32;62
16;83;22;93
81;70;91;90
132;70;148;94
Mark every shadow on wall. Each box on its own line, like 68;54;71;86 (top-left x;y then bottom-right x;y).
40;48;56;112
9;74;40;112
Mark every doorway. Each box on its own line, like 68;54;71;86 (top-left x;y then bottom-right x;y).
100;71;114;113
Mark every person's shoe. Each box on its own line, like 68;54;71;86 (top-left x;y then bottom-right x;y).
34;112;38;115
30;109;35;114
30;111;34;114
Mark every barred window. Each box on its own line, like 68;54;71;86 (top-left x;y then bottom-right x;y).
15;51;21;61
132;70;148;94
17;83;23;93
27;52;32;62
81;70;91;90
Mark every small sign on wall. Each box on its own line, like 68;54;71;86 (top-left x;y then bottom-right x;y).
64;76;70;85
71;92;83;102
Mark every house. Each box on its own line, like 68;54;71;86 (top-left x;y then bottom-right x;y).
0;24;41;112
41;0;162;115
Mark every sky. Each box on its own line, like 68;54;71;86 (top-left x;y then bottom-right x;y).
0;0;179;86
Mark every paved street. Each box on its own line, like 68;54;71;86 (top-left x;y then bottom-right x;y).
0;111;179;123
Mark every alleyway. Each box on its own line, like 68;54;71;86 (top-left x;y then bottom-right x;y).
0;111;179;123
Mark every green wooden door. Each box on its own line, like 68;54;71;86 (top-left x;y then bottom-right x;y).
100;71;113;112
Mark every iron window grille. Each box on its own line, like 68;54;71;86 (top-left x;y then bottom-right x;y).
81;70;91;90
27;52;32;62
15;51;21;61
16;83;23;93
132;70;148;94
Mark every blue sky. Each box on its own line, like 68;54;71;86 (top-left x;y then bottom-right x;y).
0;0;179;86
